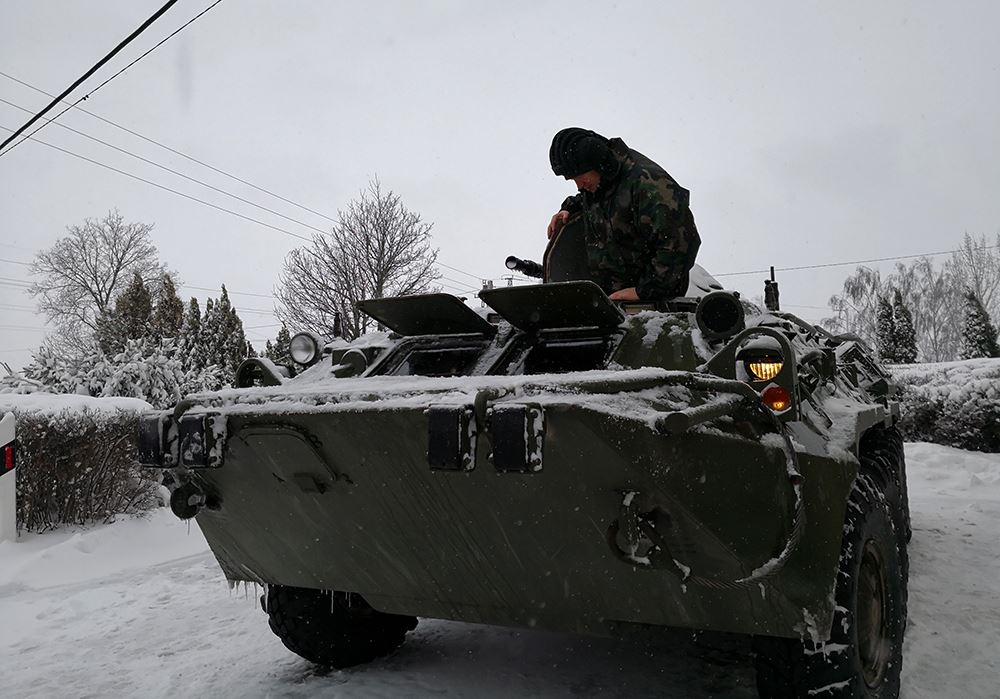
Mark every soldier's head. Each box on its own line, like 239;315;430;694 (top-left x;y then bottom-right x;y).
549;127;618;192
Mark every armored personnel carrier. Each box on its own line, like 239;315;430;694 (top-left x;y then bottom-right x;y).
139;219;909;697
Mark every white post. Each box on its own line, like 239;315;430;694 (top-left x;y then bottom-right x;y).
0;412;15;543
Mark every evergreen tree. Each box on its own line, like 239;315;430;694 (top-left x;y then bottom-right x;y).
266;325;292;365
194;286;250;385
197;297;217;373
959;289;1000;359
115;271;153;343
875;294;896;363
223;303;249;370
892;289;918;364
152;273;185;342
95;272;154;354
177;297;203;372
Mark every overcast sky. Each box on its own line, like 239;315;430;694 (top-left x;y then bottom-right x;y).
2;1;999;372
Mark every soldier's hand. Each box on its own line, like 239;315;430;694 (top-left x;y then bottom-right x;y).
547;210;570;239
609;287;640;303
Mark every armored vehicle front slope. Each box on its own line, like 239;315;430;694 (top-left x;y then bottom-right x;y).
140;264;908;697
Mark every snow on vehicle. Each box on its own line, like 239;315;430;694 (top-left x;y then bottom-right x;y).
139;218;910;697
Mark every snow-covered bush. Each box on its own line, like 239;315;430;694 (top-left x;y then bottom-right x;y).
0;395;159;532
99;340;185;408
10;338;230;410
892;358;1000;453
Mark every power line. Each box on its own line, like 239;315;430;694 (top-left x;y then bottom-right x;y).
437;261;486;281
0;79;485;284
0;70;338;225
233;308;278;316
0;125;313;243
235;306;277;313
438;282;475;294
714;245;996;278
440;275;481;288
179;283;274;299
0;0;181;154
3;120;490;284
783;303;832;311
0;267;277;303
0;96;329;237
0;277;31;288
0;257;31;267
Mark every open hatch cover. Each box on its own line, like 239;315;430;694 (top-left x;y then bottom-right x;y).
357;293;497;337
478;280;624;332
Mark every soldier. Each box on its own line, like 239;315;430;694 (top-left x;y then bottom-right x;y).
547;127;701;304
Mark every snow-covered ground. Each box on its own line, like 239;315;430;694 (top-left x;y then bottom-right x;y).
1;442;997;698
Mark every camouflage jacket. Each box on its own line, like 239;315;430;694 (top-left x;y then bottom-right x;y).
560;138;701;302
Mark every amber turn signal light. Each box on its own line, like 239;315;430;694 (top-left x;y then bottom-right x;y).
762;385;792;413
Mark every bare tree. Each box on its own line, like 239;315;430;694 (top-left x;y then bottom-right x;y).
951;233;1000;321
908;257;962;362
28;210;173;347
825;266;884;343
275;180;440;339
825;257;963;362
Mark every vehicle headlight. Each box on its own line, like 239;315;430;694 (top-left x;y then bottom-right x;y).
735;338;784;383
747;357;784;381
290;332;322;366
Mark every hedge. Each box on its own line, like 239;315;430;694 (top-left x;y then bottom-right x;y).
0;395;160;532
891;357;1000;453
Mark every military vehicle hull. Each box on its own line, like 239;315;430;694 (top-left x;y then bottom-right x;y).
142;277;907;693
159;367;857;641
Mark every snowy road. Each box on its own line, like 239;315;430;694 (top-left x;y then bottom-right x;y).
1;443;998;698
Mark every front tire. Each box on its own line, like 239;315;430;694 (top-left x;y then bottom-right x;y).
264;585;418;668
752;470;906;698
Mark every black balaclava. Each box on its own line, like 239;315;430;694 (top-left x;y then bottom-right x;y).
549;127;620;179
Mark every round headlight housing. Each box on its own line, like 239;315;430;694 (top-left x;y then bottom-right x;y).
695;291;746;341
289;332;322;366
736;336;785;383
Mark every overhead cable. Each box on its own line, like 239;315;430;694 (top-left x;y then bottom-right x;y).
0;96;328;236
179;283;274;299
0;69;336;224
0;267;277;303
715;245;999;278
0;125;312;243
437;261;485;281
0;0;181;154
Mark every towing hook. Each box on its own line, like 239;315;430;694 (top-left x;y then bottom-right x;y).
170;481;206;520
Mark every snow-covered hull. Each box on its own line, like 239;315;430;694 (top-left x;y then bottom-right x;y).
170;374;856;640
141;279;904;647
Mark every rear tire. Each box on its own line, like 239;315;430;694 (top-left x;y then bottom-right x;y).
752;469;906;698
265;585;418;668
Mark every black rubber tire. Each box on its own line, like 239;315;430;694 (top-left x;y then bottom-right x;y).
752;469;906;698
860;426;912;546
265;585;418;668
859;427;911;634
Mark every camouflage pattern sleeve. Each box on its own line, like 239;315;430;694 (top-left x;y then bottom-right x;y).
629;175;700;300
